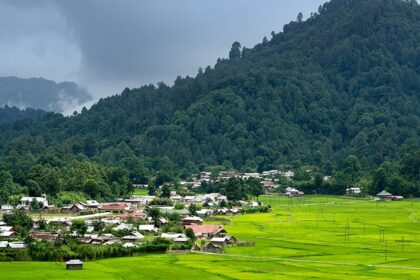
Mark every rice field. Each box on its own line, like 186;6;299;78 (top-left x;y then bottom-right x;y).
3;195;420;279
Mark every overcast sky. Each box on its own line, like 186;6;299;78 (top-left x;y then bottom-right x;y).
0;0;326;108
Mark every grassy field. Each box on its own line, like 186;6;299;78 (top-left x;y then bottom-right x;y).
132;188;149;195
3;195;420;279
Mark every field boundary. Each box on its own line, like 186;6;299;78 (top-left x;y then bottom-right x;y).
192;251;420;271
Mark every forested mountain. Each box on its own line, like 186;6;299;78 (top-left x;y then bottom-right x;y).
0;77;91;113
0;0;418;201
0;106;46;125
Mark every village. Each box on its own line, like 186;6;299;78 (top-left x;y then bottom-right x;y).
0;168;402;265
0;169;290;258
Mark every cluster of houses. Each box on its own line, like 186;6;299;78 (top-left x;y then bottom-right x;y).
345;188;404;201
172;170;296;191
0;191;254;254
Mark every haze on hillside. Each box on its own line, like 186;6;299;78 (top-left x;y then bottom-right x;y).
0;77;91;113
0;0;325;112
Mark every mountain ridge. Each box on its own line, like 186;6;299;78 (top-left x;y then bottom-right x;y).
0;0;418;176
0;76;92;113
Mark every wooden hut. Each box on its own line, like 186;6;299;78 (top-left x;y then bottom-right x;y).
65;259;84;270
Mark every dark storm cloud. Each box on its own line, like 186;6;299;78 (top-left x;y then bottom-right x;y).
0;0;326;102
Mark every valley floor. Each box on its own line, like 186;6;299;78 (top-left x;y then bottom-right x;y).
3;195;420;279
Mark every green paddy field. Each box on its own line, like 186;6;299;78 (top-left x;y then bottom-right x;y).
3;195;420;279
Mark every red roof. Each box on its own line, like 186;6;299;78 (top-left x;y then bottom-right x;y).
185;224;224;234
99;203;128;211
118;212;144;219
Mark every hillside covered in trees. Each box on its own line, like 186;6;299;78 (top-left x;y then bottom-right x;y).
0;106;46;125
0;0;418;201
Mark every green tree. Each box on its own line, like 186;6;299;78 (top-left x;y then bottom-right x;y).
189;203;198;216
229;41;241;60
160;185;171;198
70;220;88;236
147;207;161;227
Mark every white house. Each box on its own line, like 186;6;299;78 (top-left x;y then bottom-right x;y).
20;196;48;207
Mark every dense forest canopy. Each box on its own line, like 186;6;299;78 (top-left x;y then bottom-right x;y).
0;106;46;125
0;0;418;201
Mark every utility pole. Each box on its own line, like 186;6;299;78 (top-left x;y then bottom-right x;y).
384;240;388;262
401;236;405;254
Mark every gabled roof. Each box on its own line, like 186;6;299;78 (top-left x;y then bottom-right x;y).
66;259;83;265
99;203;128;211
377;190;392;196
185;224;225;234
8;242;26;249
183;216;203;222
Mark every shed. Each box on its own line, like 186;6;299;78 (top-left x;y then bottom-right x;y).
66;259;84;270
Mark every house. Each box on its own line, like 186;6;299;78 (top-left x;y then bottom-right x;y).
161;233;187;240
122;231;144;242
184;225;226;238
8;242;26;249
225;235;237;244
0;230;17;238
114;223;134;231
118;211;146;221
182;216;203;226
376;190;393;201
159;208;189;217
83;200;100;209
86;226;94;233
242;173;261;179
192;243;202;251
184;196;196;203
103;240;121;246
284;187;304;197
210;235;237;246
346;187;362;197
86;233;116;245
61;203;85;213
20;196;48;207
15;205;29;212
0;226;17;238
48;218;72;230
282;171;295;179
204;242;223;253
29;231;60;242
122;242;136;248
139;224;158;233
101;218;121;226
263;180;275;189
228;208;240;215
159;217;168;225
125;196;155;207
42;205;56;213
170;192;183;202
210;237;228;246
174;237;189;244
215;208;228;215
0;241;8;249
66;259;83;270
196;209;213;217
98;203;129;213
0;204;13;214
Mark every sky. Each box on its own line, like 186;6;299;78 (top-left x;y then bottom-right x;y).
0;0;326;112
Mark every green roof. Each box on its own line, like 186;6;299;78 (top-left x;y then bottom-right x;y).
376;190;392;196
159;209;189;215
